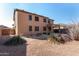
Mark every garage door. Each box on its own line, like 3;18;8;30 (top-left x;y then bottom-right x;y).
2;29;10;35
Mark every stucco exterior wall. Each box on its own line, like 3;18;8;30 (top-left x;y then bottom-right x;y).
14;10;54;36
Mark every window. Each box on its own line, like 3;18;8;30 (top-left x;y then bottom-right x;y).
35;16;39;21
48;20;50;23
43;26;46;31
29;15;32;20
48;27;51;31
35;26;39;31
43;18;46;22
52;20;54;24
29;26;32;31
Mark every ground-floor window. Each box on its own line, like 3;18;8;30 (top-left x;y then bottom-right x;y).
48;27;51;31
29;26;32;31
35;26;39;31
43;26;46;31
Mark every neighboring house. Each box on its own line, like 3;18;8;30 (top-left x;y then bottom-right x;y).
13;9;54;36
53;24;66;29
53;24;68;34
0;25;11;36
0;25;15;36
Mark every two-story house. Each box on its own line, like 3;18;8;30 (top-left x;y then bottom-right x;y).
13;9;54;36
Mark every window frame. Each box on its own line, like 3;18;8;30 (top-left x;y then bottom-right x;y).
29;15;32;21
29;26;32;31
43;26;46;31
35;26;39;31
43;18;46;22
48;20;50;23
35;16;39;21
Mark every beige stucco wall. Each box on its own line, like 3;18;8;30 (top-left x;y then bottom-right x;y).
14;10;54;36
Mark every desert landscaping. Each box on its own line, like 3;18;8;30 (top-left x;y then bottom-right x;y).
0;35;79;56
26;38;79;56
0;19;79;56
0;4;79;56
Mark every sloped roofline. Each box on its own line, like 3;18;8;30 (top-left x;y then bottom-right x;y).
0;25;10;29
13;8;54;21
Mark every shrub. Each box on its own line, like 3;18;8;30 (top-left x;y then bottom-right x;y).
67;23;79;41
58;35;65;44
48;33;65;44
48;34;58;44
3;36;26;46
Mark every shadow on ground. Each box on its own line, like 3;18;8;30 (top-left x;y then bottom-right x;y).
0;37;27;56
24;34;48;40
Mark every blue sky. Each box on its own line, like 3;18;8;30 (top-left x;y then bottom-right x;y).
0;3;79;27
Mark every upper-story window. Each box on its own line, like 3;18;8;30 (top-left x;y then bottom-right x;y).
29;15;32;20
35;16;39;21
48;20;50;23
52;20;54;24
43;18;46;22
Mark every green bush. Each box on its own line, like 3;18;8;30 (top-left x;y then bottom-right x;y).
3;36;26;46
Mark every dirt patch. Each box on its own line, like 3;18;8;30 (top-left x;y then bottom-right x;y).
26;38;79;56
0;44;27;56
1;36;79;56
0;36;27;56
